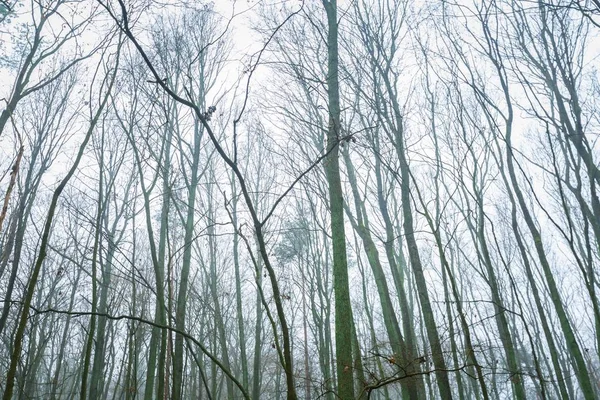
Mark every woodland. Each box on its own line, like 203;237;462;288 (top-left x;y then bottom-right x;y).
0;0;599;399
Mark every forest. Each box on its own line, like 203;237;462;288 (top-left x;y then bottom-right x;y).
0;0;599;399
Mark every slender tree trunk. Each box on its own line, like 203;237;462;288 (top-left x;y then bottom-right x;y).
391;109;453;400
321;1;355;398
50;267;83;400
474;193;526;400
0;145;23;235
143;113;173;400
343;148;418;400
80;153;104;400
231;177;249;390
252;256;263;400
207;185;234;399
172;119;202;399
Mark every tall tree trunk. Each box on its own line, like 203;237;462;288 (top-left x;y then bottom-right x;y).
390;97;453;400
172;119;202;399
231;176;249;390
343;148;418;400
143;114;173;400
321;1;355;398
